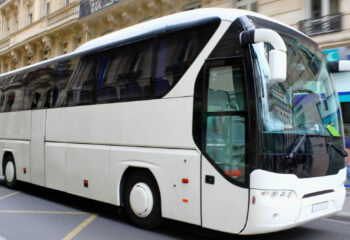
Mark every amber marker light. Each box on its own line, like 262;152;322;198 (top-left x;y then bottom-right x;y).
182;198;189;203
252;196;256;205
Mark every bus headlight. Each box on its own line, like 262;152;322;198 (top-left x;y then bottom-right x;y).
260;190;296;200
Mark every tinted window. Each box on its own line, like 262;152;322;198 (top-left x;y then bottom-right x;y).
99;39;154;103
23;66;59;109
54;59;77;107
209;23;243;59
1;74;25;112
64;55;97;107
155;22;219;97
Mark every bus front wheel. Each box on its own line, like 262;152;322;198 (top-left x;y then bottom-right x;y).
124;170;162;229
4;154;17;189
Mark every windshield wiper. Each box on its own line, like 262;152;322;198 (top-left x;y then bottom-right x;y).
286;135;306;160
327;143;348;157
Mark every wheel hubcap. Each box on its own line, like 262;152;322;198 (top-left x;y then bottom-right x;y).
129;182;153;218
5;161;15;183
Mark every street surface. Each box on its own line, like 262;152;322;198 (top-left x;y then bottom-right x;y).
0;179;349;240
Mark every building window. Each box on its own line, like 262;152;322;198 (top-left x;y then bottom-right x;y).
235;0;258;12
62;41;68;54
64;0;69;6
76;36;83;47
183;1;202;11
309;0;339;18
46;0;50;16
27;56;33;65
28;13;33;25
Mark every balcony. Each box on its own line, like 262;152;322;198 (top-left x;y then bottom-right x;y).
48;1;80;26
298;13;342;36
79;0;124;18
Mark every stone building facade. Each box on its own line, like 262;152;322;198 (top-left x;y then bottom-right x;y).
0;0;349;74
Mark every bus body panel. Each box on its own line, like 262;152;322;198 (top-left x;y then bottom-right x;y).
201;156;249;234
0;140;30;182
46;98;196;149
0;111;31;140
110;146;202;225
250;168;346;198
65;143;112;203
241;168;346;234
30;109;46;186
45;142;66;192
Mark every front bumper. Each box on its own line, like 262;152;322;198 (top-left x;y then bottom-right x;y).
240;169;347;235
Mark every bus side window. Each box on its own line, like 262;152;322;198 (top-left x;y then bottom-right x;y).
65;56;97;106
155;22;218;97
3;74;25;112
97;51;121;103
24;67;57;109
54;59;77;108
117;40;154;100
0;89;4;112
5;92;16;112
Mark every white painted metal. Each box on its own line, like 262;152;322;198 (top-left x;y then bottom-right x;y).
65;143;111;203
110;146;201;225
201;156;249;234
0;111;31;140
0;140;30;182
254;29;287;52
129;182;154;218
5;161;15;182
241;168;347;234
339;60;350;72
46;98;195;149
45;142;66;191
30;110;46;186
254;29;287;82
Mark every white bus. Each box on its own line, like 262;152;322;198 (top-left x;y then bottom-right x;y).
0;8;348;235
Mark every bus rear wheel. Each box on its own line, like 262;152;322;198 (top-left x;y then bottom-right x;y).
124;170;162;229
4;154;17;189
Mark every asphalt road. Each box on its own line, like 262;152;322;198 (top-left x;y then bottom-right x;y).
0;179;349;240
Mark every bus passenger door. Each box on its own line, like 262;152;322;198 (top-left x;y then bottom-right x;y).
201;58;249;234
30;109;46;186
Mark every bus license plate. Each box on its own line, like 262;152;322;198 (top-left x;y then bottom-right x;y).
312;201;328;213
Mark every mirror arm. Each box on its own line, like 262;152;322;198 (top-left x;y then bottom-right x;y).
240;28;287;82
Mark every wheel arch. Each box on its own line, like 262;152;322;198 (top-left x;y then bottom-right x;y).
1;149;15;176
119;166;161;208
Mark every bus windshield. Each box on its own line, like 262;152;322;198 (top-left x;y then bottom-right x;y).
252;33;345;177
254;37;342;137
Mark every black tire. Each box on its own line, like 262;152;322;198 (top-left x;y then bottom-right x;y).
3;154;17;189
124;170;162;229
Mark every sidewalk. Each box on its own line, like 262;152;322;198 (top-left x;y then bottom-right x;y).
328;188;350;222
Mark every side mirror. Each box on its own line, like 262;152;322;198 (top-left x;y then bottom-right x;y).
241;29;287;82
327;60;350;73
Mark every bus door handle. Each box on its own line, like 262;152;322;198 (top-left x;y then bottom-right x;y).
205;175;215;185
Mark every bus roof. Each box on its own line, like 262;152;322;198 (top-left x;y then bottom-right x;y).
0;8;310;79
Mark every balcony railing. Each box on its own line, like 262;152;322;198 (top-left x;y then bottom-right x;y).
298;13;342;36
48;1;80;26
79;0;124;18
